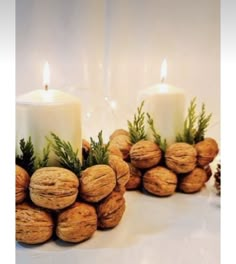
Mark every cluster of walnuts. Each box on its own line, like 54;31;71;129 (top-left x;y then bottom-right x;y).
16;150;129;245
16;128;219;245
109;129;219;196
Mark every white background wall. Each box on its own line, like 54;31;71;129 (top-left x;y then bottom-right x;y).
16;0;220;142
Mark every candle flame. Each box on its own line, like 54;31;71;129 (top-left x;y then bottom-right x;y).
160;59;167;83
43;61;50;90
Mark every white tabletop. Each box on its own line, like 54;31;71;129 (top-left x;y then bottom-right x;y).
16;174;220;264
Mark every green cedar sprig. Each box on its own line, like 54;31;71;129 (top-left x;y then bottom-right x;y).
194;104;212;143
128;101;147;144
16;137;35;175
48;133;81;176
16;137;51;175
34;143;51;170
84;131;109;168
176;97;212;144
146;113;167;152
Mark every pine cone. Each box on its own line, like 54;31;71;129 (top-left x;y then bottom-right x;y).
214;163;221;194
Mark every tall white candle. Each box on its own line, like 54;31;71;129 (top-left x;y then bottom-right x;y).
138;59;185;145
16;62;82;165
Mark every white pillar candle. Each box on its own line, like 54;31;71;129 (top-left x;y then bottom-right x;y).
138;59;185;145
16;62;82;165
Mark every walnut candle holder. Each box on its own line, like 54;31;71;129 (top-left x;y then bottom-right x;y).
109;129;219;196
16;161;128;245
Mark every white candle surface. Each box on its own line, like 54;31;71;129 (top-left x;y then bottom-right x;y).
16;63;82;165
138;60;185;145
16;89;82;165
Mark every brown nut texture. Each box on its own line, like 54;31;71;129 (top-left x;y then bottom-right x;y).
143;166;177;196
165;143;197;173
178;167;207;193
195;138;219;167
30;167;79;210
82;139;90;160
109;135;132;160
16;202;53;244
82;139;90;153
109;155;130;186
108;145;123;159
97;191;125;229
56;202;97;243
125;162;142;190
130;140;162;169
113;184;126;195
80;164;116;203
16;165;30;204
109;129;130;140
204;165;212;182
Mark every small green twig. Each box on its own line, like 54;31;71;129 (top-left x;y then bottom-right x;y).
48;133;81;176
146;113;167;152
194;104;212;143
127;101;147;144
83;131;109;169
35;142;51;170
16;137;35;175
176;97;212;144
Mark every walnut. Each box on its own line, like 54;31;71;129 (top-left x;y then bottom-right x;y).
109;129;130;140
195;138;219;167
30;167;79;210
143;166;177;196
109;155;130;186
80;165;116;203
82;139;90;160
16;165;30;204
113;184;126;195
178;167;207;193
165;143;197;173
109;134;132;160
204;165;212;182
16;202;53;244
125;163;142;190
130;140;162;169
108;145;123;159
97;191;125;229
56;202;97;243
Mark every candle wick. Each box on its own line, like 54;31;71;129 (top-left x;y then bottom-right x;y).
45;84;48;91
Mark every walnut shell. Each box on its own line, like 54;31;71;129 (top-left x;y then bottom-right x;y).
195;138;219;167
82;139;90;152
109;155;130;186
16;165;30;204
143;166;177;196
109;129;130;140
113;184;126;195
130;140;162;169
56;202;97;243
204;165;212;182
178;167;207;193
80;165;116;203
97;192;125;229
109;135;132;160
165;143;197;173
82;139;90;160
125;162;142;190
108;145;123;159
29;167;79;210
16;202;53;244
